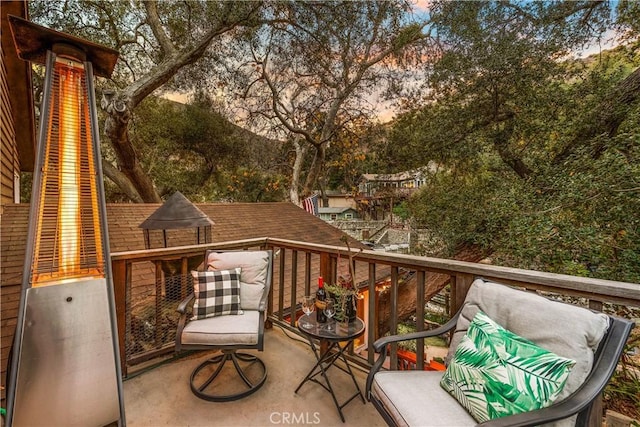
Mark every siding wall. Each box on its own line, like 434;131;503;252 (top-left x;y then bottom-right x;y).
1;42;19;205
1;1;34;404
0;39;21;403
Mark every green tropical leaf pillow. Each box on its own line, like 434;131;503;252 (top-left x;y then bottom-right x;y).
440;310;576;423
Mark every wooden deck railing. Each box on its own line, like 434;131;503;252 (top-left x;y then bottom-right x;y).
109;237;639;426
110;237;640;377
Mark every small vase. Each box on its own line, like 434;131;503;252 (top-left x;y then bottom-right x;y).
344;294;357;323
329;291;357;323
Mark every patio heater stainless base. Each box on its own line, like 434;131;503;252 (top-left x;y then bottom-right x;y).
11;278;121;426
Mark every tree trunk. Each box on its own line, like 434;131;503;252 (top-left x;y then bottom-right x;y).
102;160;143;202
289;138;306;203
302;143;326;196
492;114;532;179
102;95;162;203
494;137;533;179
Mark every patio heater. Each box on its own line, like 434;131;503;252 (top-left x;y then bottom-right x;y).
6;16;125;426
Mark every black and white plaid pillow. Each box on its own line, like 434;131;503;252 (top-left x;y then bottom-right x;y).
191;268;243;320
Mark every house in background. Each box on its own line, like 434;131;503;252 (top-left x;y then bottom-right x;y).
358;162;439;198
355;163;440;221
323;190;357;210
318;206;359;221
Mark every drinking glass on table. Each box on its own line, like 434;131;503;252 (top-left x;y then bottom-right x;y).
300;295;315;329
323;298;336;331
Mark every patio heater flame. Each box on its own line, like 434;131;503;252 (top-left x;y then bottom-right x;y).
31;55;105;285
57;60;83;274
6;16;125;427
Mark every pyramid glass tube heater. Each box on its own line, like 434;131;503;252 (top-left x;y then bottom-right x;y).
6;16;125;426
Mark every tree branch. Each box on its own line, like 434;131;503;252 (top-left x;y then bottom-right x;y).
143;0;177;58
554;66;640;163
102;160;143;202
261;61;319;146
127;3;261;108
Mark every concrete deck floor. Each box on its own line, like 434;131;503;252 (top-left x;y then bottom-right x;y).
123;327;386;427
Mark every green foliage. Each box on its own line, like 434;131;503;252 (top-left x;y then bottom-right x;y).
424;311;450;326
616;0;640;42
126;95;284;202
219;168;287;202
494;137;640;283
396;323;418;352
390;1;640;284
408;135;640;283
390;323;448;353
324;118;372;192
409;163;517;255
392;201;411;221
30;0;263;91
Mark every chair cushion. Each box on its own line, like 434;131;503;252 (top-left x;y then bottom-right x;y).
207;251;270;310
441;310;575;423
181;310;260;346
448;279;609;426
372;371;476;427
191;268;243;320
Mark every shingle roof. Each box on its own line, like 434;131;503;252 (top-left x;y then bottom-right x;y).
1;202;365;287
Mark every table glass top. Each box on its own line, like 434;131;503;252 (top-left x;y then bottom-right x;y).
298;312;365;340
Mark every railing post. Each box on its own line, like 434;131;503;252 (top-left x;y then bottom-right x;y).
416;270;426;369
319;252;331;284
588;298;604;427
451;273;474;315
154;260;162;347
367;262;377;365
278;248;286;321
180;256;188;300
111;258;128;377
390;266;399;370
266;247;274;329
304;252;312;296
290;250;298;328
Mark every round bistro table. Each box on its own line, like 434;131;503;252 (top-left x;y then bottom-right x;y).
295;312;366;422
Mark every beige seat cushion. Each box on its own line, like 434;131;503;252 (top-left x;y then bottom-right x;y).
206;251;270;310
372;371;476;427
181;311;260;346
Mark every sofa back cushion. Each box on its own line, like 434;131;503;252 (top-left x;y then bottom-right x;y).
448;279;609;407
206;250;270;311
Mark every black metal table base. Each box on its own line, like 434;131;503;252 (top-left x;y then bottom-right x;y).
295;338;365;422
